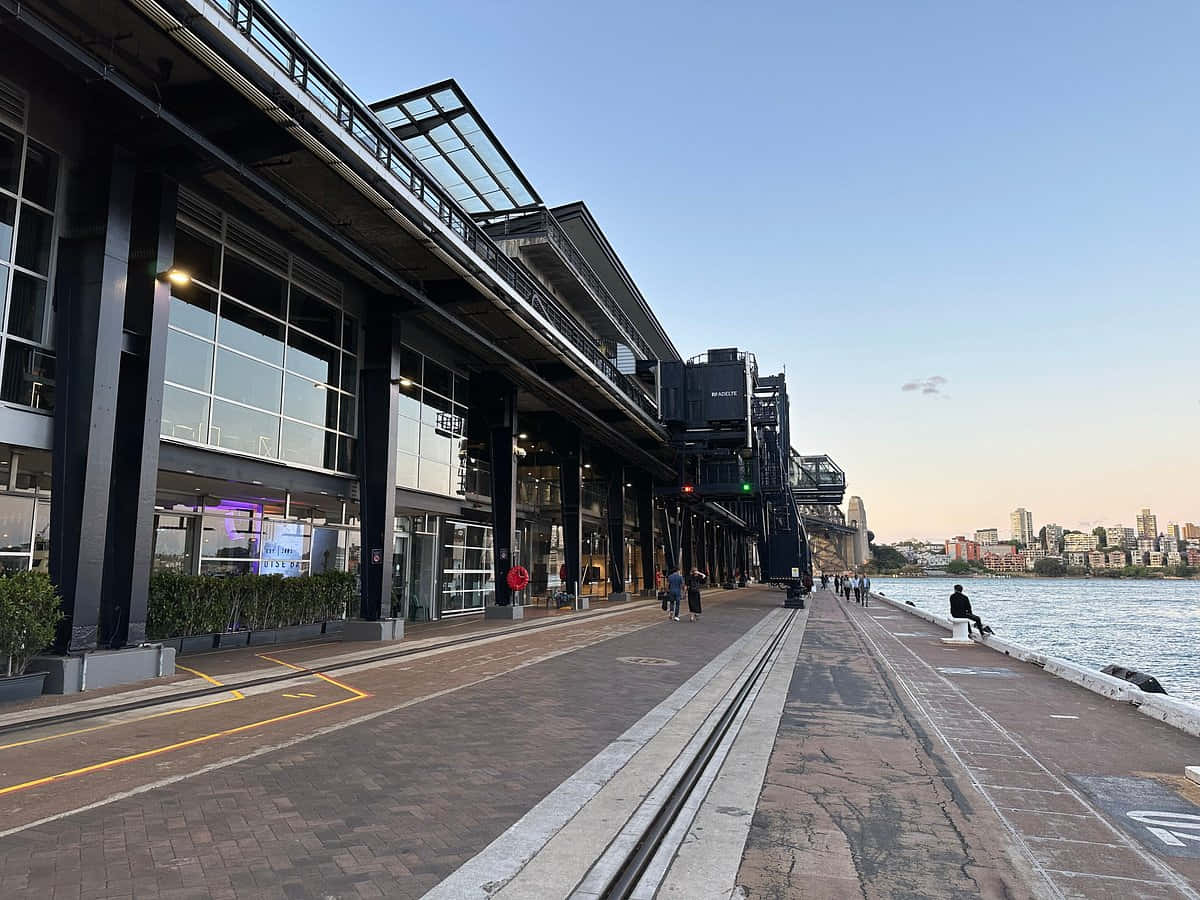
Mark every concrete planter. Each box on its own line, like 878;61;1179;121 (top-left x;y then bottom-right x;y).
0;671;48;704
323;619;345;635
167;634;219;655
248;623;325;646
215;631;250;649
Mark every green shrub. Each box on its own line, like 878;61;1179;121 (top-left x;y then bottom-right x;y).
147;570;358;640
0;571;63;676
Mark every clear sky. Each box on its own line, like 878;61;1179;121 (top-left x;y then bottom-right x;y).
275;0;1199;542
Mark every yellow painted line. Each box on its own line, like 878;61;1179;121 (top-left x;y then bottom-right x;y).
256;653;369;699
177;664;245;700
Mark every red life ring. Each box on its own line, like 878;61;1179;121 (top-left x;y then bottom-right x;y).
506;565;530;591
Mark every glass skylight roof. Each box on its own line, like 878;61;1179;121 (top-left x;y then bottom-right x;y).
370;81;541;217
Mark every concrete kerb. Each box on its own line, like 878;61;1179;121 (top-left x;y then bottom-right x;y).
866;591;1200;739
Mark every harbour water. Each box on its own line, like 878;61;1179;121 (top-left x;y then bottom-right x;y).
867;576;1200;703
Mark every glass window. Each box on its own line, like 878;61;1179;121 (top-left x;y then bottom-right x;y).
419;459;451;495
200;505;261;560
0;494;33;553
420;425;452;463
340;352;357;394
396;451;418;488
261;520;308;577
0;196;14;262
218;298;285;365
169;283;218;338
283;372;337;428
0;343;54;411
337;436;356;475
14;204;52;275
0;124;18;193
398;347;421;384
396;415;419;454
173;226;220;287
213;348;281;412
453;374;469;404
6;272;46;343
210;399;278;458
420;389;453;425
32;500;49;572
423;359;452;398
0;555;29;574
342;314;358;354
160;385;209;442
397;384;420;419
288;287;339;344
165;329;213;391
337;391;356;434
21;141;59;210
221;250;285;318
152;514;196;573
200;559;253;577
280;418;330;468
286;328;339;387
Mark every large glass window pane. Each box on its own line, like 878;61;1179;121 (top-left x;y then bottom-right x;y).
201;506;261;562
21;141;59;210
398;347;421;385
213;348;281;412
169;283;218;338
337;436;356;474
341;352;357;394
160;384;209;442
420;389;453;426
286;329;339;387
218;298;285;364
288;287;339;344
396;415;419;454
337;390;356;434
280;419;329;468
261;520;308;577
0;555;30;574
0;343;54;411
173;226;221;287
0;196;14;262
152;514;196;573
342;313;358;354
283;372;338;428
221;250;285;318
6;272;46;342
453;374;468;404
397;383;420;419
396;451;418;488
210;399;278;458
14;204;52;275
420;424;452;463
0;495;33;553
418;459;451;495
200;559;253;577
0;124;18;192
165;329;213;391
423;359;452;398
32;500;49;572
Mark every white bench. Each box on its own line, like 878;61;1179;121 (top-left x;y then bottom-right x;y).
941;618;977;645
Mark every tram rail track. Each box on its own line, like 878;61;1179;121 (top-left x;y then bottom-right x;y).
572;606;799;900
0;600;665;739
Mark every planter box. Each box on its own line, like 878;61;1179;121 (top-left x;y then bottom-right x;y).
323;619;345;635
0;670;48;704
177;634;217;655
214;631;250;649
248;623;325;646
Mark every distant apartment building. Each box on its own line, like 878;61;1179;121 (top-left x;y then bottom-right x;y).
974;528;999;546
1087;550;1106;570
1148;551;1166;568
1188;548;1200;566
1063;532;1099;553
1137;508;1158;539
1105;525;1135;549
1184;523;1200;541
1165;523;1182;541
1023;546;1046;570
1042;523;1064;551
1010;508;1035;545
986;543;1020;557
1159;535;1179;554
1130;550;1147;567
1138;537;1156;554
983;552;1025;573
945;536;981;562
1065;551;1090;569
1106;549;1128;568
1166;551;1184;567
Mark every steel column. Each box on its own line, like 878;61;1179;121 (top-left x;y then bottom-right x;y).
607;467;625;594
557;430;582;599
486;380;519;606
637;478;655;595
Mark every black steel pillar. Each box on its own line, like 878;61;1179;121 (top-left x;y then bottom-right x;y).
661;502;678;574
557;430;582;599
51;150;137;652
102;172;178;647
607;467;625;595
486;380;518;606
637;478;655;595
357;308;401;621
697;516;709;575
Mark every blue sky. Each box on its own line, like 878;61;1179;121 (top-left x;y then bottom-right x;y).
275;0;1200;540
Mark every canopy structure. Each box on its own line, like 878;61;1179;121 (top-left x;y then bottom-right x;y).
370;79;540;218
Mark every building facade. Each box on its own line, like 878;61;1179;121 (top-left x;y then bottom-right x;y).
1137;508;1158;539
944;536;981;562
1010;507;1034;545
0;1;777;672
974;528;998;545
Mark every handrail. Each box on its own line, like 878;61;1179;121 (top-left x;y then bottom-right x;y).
205;0;658;420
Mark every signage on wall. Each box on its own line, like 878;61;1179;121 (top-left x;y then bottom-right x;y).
262;521;304;577
370;548;383;565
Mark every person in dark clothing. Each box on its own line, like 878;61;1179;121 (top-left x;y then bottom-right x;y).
843;578;852;602
853;578;861;603
949;584;993;637
666;568;683;621
686;568;706;621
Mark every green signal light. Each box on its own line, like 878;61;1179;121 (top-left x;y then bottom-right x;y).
741;482;752;492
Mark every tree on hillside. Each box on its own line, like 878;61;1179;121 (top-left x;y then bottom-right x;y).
1092;526;1107;548
946;559;972;575
1034;557;1067;577
869;544;908;572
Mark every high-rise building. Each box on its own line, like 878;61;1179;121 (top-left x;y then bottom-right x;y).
974;528;999;545
1010;508;1034;546
1064;532;1100;552
1184;523;1200;541
1137;508;1158;539
944;536;981;562
1164;523;1182;541
1105;525;1135;549
1042;523;1064;551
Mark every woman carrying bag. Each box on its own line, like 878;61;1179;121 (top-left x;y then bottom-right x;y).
686;568;706;622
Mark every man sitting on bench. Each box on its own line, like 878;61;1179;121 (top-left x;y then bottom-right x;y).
949;584;993;637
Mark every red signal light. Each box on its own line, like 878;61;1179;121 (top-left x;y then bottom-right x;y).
681;483;696;495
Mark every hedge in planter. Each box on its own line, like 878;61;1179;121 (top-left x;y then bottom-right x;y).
147;571;357;640
0;571;64;676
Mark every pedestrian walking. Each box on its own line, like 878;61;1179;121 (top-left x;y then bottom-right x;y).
666;567;683;621
687;568;706;621
861;574;871;607
949;584;993;637
853;576;862;604
843;577;852;602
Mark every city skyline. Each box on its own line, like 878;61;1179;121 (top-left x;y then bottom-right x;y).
888;504;1198;546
